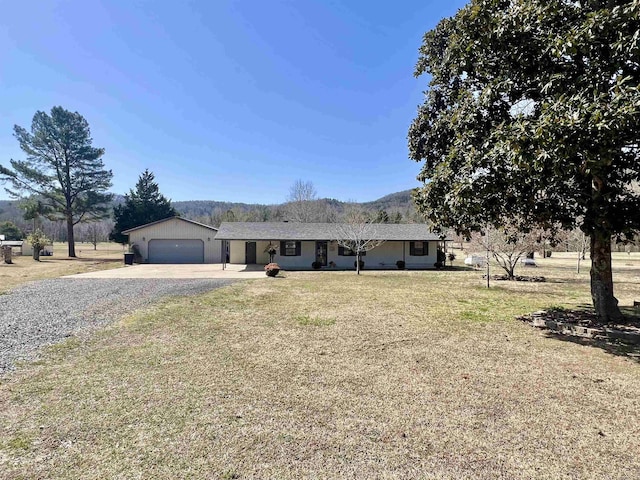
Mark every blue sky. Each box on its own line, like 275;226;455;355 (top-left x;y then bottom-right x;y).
0;0;466;204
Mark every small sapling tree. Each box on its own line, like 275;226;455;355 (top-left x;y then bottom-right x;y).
27;229;50;261
333;208;385;275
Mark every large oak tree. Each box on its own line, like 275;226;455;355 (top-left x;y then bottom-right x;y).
409;0;640;322
1;107;113;257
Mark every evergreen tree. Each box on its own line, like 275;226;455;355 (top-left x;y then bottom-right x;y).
376;210;390;224
0;106;113;257
110;170;177;244
21;199;54;232
0;221;24;240
409;0;640;322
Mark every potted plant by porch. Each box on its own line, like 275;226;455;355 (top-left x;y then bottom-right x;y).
265;262;280;277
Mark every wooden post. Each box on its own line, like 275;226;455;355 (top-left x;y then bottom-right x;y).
2;245;13;264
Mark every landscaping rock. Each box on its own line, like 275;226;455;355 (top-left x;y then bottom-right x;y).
518;309;640;346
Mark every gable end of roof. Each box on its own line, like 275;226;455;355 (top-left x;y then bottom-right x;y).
122;216;218;234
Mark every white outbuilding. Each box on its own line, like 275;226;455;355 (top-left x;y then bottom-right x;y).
122;216;222;264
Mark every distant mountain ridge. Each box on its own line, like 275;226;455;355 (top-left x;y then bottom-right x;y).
170;189;414;218
0;189;417;225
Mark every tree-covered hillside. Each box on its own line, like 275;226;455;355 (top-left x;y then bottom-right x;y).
0;189;421;241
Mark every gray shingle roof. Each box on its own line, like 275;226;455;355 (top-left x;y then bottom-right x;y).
214;222;445;241
122;216;218;234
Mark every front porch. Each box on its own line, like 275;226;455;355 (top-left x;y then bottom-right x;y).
223;239;446;270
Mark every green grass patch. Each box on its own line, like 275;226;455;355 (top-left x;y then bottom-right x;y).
4;435;32;452
295;315;336;327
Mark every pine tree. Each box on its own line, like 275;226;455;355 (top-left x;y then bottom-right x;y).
110;170;177;244
0;107;113;257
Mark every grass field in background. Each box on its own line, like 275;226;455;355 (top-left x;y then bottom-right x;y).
1;254;638;478
0;242;124;293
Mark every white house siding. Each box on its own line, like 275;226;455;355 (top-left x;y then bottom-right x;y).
272;241;316;269
404;241;439;268
227;240;439;269
326;241;438;269
229;240;246;264
128;218;221;263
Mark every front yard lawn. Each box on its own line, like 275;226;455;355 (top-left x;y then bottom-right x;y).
1;258;639;479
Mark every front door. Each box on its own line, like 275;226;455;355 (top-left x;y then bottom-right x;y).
316;241;328;266
245;242;257;264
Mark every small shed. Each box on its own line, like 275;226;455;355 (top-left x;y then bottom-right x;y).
0;240;24;255
122;217;222;264
21;242;54;257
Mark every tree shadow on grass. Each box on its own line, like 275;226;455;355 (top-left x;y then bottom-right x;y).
524;305;640;363
543;331;640;363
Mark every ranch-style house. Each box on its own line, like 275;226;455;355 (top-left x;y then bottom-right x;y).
215;222;448;270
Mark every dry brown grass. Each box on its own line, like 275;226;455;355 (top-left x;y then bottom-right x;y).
0;254;639;479
0;242;123;292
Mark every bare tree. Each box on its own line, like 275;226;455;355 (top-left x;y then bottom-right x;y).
469;225;541;280
78;219;112;250
288;179;317;203
566;229;590;273
284;180;336;222
332;208;385;275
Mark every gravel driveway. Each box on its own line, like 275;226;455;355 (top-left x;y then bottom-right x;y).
0;278;236;374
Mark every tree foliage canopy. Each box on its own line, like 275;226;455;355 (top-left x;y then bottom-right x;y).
110;169;177;244
0;221;24;241
0;107;112;257
409;0;640;321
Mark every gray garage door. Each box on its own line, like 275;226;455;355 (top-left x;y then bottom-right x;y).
148;239;204;264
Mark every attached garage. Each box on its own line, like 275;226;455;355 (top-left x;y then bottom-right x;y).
148;239;204;264
122;217;222;264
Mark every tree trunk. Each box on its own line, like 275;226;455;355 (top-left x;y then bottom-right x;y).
2;246;12;264
576;251;581;274
66;215;76;257
356;253;361;275
590;230;623;323
33;246;40;261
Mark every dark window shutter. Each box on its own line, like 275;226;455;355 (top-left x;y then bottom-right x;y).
409;242;415;256
425;242;429;255
280;241;286;255
295;241;301;256
338;246;344;256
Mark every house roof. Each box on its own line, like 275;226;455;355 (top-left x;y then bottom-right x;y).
215;222;445;241
122;216;218;234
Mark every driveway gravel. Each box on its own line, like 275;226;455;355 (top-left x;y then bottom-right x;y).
0;278;236;374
